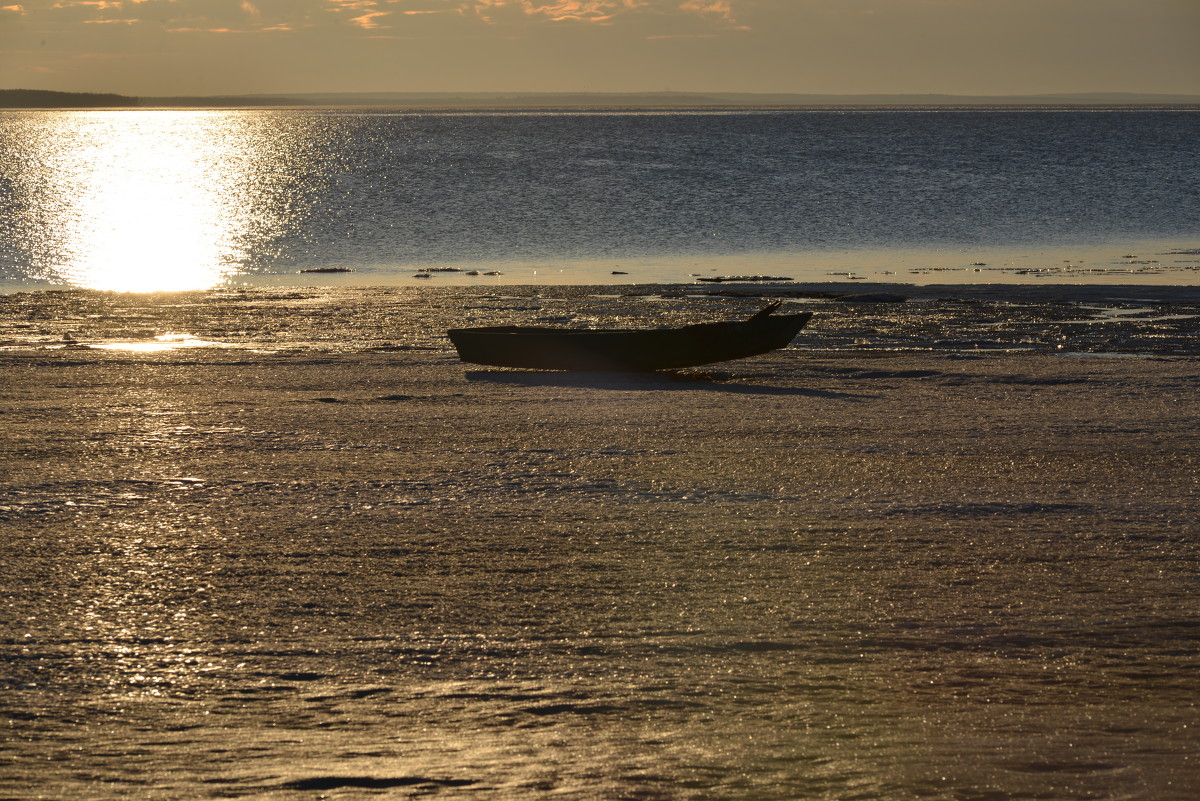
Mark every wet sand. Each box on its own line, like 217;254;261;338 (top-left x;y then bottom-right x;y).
2;285;1198;799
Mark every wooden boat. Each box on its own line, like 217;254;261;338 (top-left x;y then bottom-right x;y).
447;302;813;370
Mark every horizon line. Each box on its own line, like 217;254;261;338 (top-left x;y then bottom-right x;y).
4;88;1200;110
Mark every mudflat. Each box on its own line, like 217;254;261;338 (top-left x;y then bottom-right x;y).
1;285;1198;799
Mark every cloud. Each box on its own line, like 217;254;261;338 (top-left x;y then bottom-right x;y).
12;0;746;40
455;0;743;27
349;9;389;27
679;0;741;27
520;2;643;23
46;0;150;7
325;0;390;28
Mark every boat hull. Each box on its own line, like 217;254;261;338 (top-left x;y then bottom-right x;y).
447;306;813;370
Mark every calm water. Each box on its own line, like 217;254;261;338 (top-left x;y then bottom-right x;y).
1;108;1198;292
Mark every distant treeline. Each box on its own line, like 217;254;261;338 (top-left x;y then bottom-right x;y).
0;89;296;108
0;89;139;108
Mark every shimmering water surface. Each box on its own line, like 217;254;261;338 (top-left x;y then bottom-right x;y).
1;109;1198;291
2;113;1199;799
2;288;1199;800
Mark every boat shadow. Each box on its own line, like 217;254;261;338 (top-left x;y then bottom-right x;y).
463;369;875;400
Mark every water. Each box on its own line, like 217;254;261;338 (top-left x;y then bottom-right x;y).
1;108;1198;292
3;286;1198;797
5;113;1198;799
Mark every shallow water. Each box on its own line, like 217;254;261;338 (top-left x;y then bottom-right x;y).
4;283;1200;357
1;287;1198;798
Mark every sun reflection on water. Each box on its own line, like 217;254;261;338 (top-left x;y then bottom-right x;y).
4;110;304;292
92;333;234;353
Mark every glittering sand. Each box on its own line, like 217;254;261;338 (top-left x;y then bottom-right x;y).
2;284;1198;799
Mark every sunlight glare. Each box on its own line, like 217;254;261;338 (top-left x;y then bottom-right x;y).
92;333;233;352
20;111;268;292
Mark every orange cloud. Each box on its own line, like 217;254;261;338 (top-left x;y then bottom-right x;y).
327;0;377;10
350;10;389;27
1;3;26;11
456;0;747;27
462;0;644;23
167;26;291;34
323;0;394;28
326;0;389;28
52;0;124;7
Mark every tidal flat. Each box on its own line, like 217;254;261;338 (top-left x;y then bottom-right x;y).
1;285;1198;799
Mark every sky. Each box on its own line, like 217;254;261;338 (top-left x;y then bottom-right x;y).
2;0;1198;97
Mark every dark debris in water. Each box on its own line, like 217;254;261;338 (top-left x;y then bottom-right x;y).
695;275;794;283
280;776;477;790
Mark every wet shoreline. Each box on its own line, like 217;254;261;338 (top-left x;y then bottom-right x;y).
2;282;1200;358
2;285;1198;799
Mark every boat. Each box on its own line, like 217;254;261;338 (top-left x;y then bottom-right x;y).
447;302;814;371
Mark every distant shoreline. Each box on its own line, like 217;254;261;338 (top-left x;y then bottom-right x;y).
3;88;1199;110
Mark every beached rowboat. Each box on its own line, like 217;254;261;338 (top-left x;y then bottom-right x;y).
447;302;813;370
